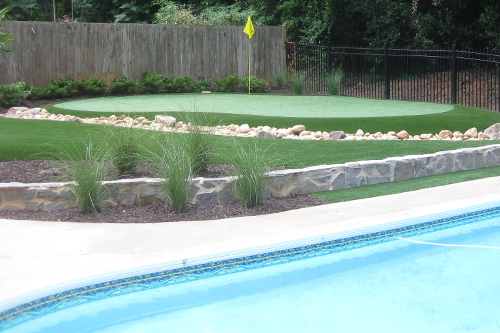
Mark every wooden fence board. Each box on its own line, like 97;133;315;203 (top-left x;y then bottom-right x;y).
0;21;286;87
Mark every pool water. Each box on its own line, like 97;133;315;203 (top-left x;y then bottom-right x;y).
2;206;500;332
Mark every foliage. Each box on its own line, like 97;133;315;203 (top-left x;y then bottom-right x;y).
193;79;213;92
78;77;108;95
289;71;306;95
229;139;273;208
162;76;193;93
106;125;144;177
179;109;220;175
272;71;287;90
153;0;200;24
237;0;500;50
0;7;14;54
326;68;343;95
239;75;269;93
43;77;78;98
138;71;164;94
55;138;110;213
146;134;192;213
110;76;138;94
201;4;254;25
214;74;239;92
0;81;30;107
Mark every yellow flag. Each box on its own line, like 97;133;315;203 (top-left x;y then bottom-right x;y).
243;16;255;39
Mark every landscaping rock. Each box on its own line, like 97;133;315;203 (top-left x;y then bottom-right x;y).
439;130;453;139
257;130;276;139
464;127;478;139
154;115;177;127
397;130;409;140
291;125;306;134
329;131;346;140
485;123;500;140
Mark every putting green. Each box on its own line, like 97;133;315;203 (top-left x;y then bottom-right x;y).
54;93;453;118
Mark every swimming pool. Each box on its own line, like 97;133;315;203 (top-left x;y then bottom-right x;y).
1;202;500;332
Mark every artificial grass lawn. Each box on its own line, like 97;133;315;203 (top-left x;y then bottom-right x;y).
46;97;500;135
313;166;500;203
53;94;452;118
1;118;498;168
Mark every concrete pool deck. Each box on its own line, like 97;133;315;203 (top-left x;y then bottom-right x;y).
1;176;500;305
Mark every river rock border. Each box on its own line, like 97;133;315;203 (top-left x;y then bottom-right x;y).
1;144;500;213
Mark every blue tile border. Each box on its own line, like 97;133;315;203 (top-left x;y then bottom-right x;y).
2;201;500;331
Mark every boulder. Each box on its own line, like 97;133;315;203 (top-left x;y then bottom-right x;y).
355;129;364;137
239;124;251;133
419;133;433;140
464;127;478;139
257;130;276;139
397;130;409;140
291;124;306;134
438;130;453;139
155;115;177;127
484;123;500;140
329;131;346;140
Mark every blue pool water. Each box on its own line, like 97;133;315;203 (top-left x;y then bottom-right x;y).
2;204;500;332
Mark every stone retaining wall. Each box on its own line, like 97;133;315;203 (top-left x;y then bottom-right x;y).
2;144;500;212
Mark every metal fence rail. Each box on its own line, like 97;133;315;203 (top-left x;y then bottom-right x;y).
286;42;500;112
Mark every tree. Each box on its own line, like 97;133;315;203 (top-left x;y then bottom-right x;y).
0;7;15;55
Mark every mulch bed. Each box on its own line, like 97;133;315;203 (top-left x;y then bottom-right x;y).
0;159;332;223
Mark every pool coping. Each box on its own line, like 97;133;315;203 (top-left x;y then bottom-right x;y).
2;198;499;328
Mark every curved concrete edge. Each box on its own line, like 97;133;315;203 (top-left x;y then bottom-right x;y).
1;176;500;307
1;144;500;212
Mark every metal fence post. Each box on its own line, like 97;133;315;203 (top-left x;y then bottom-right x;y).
384;43;390;100
327;42;332;73
451;44;457;104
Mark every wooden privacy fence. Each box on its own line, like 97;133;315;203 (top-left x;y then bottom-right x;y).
0;22;286;87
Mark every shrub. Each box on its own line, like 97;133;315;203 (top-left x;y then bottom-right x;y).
110;76;138;95
327;69;344;95
214;74;239;92
272;71;287;90
239;75;269;93
289;72;306;95
25;84;46;100
0;82;30;107
78;77;109;96
153;0;201;24
138;71;164;93
163;76;193;93
201;4;255;25
146;134;192;213
193;79;213;92
43;77;78;99
230;140;273;208
56;139;110;214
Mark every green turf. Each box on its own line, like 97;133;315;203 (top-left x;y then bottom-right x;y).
46;99;500;135
53;94;453;118
1;118;498;167
313;166;500;203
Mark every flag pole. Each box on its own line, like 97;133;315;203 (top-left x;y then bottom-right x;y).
243;16;255;99
248;39;251;98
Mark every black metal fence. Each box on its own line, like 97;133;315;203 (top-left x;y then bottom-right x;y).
286;42;500;112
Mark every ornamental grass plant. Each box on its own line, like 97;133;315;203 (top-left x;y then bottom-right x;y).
326;68;344;95
289;71;306;95
55;138;111;214
145;134;192;213
229;139;276;208
179;108;221;175
105;125;145;177
272;71;287;90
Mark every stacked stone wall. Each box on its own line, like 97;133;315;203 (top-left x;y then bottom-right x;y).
1;145;500;212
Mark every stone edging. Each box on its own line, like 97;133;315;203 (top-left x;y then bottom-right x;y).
1;144;500;212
